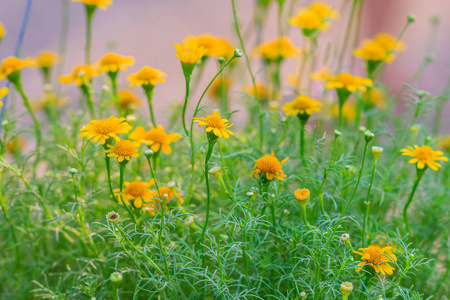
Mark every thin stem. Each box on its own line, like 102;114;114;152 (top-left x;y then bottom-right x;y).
337;0;358;71
144;86;157;127
81;84;96;119
362;160;377;247
299;118;306;166
403;168;425;236
84;5;95;65
181;76;191;136
200;139;216;249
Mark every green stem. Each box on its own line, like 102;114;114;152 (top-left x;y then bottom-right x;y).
403;168;425;236
144;86;157;127
181;75;191;136
84;5;95;65
200;139;216;249
337;0;358;71
299;117;306;166
81;83;96;119
362;160;377;247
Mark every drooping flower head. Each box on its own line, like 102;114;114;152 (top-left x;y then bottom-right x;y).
251;151;289;181
143;187;183;215
0;56;32;82
175;42;207;77
129;125;181;154
289;1;339;36
114;179;155;208
253;37;300;61
400;145;448;171
127;66;167;89
59;64;98;86
184;34;234;59
193;112;234;139
282;95;322;117
354;245;397;275
325;73;373;93
105;139;140;163
117;89;142;111
97;52;134;74
72;0;112;10
80;116;132;144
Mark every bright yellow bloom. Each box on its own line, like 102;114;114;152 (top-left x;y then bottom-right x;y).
0;56;32;81
80;116;132;144
59;64;98;86
175;43;207;66
72;0;112;9
363;87;385;108
127;66;167;87
105;139;140;162
331;101;356;121
251;151;289;181
289;1;338;33
247;83;268;100
400;145;448;171
325;73;372;93
253;37;300;61
374;33;405;52
0;23;6;39
282;95;322;116
354;245;397;275
193;112;234;139
114;179;155;208
354;33;405;63
184;34;234;59
311;67;332;82
117;89;142;110
129;125;181;154
143;187;183;215
34;51;58;68
97;52;134;73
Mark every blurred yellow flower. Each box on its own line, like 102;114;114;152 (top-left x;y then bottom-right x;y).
80;116;132;144
114;179;155;208
246;83;268;100
34;51;58;68
0;87;8;98
438;136;450;151
252;37;300;61
184;34;234;59
129;125;181;154
325;73;372;93
401;145;448;171
0;23;6;39
251;151;289;181
117;89;142;110
282;95;322;116
354;245;397;275
363;87;385;108
59;64;98;86
311;67;332;82
0;56;32;81
332;101;356;121
289;1;338;34
97;52;134;73
209;77;232;100
374;33;405;52
105;139;140;162
72;0;112;9
193;112;234;139
354;33;405;64
127;66;167;88
144;187;183;215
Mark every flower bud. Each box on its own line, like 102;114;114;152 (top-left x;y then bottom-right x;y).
364;130;374;142
234;48;243;58
110;271;123;284
246;191;254;197
144;149;154;158
408;14;416;23
340;233;352;247
358;126;367;134
409;124;420;133
126;115;136;126
220;234;229;242
167;181;176;188
294;188;310;207
340;282;353;298
184;216;197;229
334;129;342;137
106;211;120;223
300;291;306;299
209;166;222;180
68;168;78;175
372;146;383;161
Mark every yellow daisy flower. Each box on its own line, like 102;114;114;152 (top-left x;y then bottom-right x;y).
354;245;397;275
289;1;338;34
117;89;142;111
252;37;300;61
354;33;405;64
184;34;234;59
400;145;448;171
295;188;310;206
97;52;134;73
105;139;140;162
363;87;385;108
32;92;68;112
72;0;112;10
33;51;58;68
129;125;181;154
246;83;268;100
310;67;332;82
325;72;373;93
143;187;183;215
175;43;207;66
0;56;32;81
193;112;234;139
127;66;167;88
374;33;405;52
251;151;289;181
282;95;322;117
331;101;356;122
59;64;98;86
80;116;132;144
114;179;155;208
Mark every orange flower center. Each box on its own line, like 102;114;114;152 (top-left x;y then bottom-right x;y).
255;155;282;174
204;113;226;129
95;121;118;135
124;181;147;197
113;141;136;156
146;129;167;143
364;248;382;265
413;147;433;162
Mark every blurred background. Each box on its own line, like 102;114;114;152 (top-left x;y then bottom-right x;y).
0;0;449;131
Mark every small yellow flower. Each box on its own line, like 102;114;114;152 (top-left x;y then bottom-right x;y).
0;56;32;81
193;112;234;139
144;187;183;215
34;51;58;68
354;33;405;64
80;116;132;144
127;66;167;88
184;34;234;59
175;43;207;66
209;77;232;100
363;87;385;108
117;89;142;110
400;145;448;171
354;245;397;275
251;151;289;181
105;139;140;162
289;1;338;34
246;83;268;100
0;87;8;98
0;23;6;39
129;125;181;154
252;37;300;61
72;0;112;10
96;52;134;74
114;179;155;208
325;73;372;93
374;33;405;52
59;64;98;86
294;188;310;206
282;95;322;117
310;67;332;82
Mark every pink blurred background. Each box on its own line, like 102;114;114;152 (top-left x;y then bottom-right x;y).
0;0;449;131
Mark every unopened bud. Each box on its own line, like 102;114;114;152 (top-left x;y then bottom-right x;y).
372;146;383;161
334;129;342;137
408;14;416;23
110;271;123;284
144;149;154;157
126;115;136;126
68;168;78;174
106;211;120;223
167;181;176;188
234;48;243;58
359;126;367;133
364;130;374;142
340;282;353;298
295;188;310;207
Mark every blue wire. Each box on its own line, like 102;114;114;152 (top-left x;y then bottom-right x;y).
0;0;33;130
